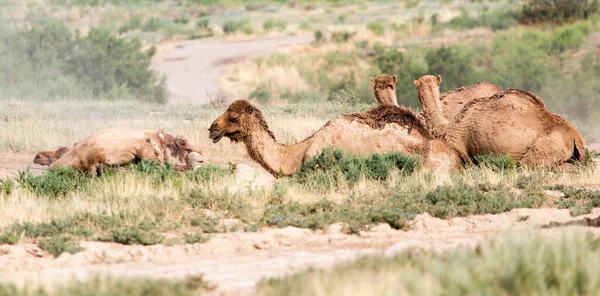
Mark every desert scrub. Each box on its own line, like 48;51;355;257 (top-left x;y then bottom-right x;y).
295;149;419;190
263;18;287;32
473;153;518;171
0;21;166;103
0;274;213;296
37;235;84;257
547;185;600;216
223;20;254;34
258;234;600;296
366;21;385;36
446;9;519;31
18;168;92;199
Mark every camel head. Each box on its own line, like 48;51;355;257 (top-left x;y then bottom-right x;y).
414;75;442;100
209;100;275;144
33;146;70;166
157;132;204;168
371;74;398;106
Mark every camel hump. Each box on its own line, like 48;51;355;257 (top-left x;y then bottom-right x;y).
503;89;547;109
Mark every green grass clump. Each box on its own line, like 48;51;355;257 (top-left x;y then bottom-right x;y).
296;149;419;189
38;236;84;257
184;233;209;244
447;9;519;31
0;274;213;296
473;153;518;171
263;18;287;31
223;20;254;34
18;167;92;198
258;234;600;296
366;21;385;36
109;225;163;246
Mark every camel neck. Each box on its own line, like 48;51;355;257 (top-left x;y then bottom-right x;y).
243;125;312;177
419;85;449;138
376;89;398;106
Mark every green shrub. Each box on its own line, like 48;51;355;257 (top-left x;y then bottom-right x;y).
447;9;519;31
38;236;84;257
331;31;356;43
249;87;272;103
366;21;385;36
18;167;91;198
404;0;420;9
425;46;475;92
184;233;209;244
547;185;600;216
0;232;19;245
223;20;254;34
0;178;14;197
109;224;163;245
296;149;419;188
0;22;166;103
263;18;287;31
520;0;599;24
473;154;518;171
196;19;210;29
314;30;325;44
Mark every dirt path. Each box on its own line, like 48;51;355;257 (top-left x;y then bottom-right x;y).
151;34;313;105
2;208;600;294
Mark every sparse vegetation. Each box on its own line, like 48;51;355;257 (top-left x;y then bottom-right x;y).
223;20;254;34
258;234;600;295
263;18;287;32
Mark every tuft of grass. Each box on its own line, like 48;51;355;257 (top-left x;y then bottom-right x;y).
296;149;419;188
366;21;385;36
258;234;600;295
263;18;287;32
0;178;14;197
18;167;92;198
184;233;209;244
108;223;163;246
223;20;254;35
474;153;518;171
547;185;600;216
38;236;84;258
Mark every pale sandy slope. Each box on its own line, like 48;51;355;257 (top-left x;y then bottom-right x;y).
151;34;313;105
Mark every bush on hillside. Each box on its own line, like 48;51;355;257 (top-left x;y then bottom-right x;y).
520;0;599;24
0;22;166;102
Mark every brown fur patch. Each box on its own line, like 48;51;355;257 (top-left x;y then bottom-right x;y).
343;105;430;137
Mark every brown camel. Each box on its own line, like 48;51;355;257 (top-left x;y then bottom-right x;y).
372;74;501;124
371;74;398;106
209;100;460;177
414;75;585;167
37;128;204;173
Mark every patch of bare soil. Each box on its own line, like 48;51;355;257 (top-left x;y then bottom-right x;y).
150;34;313;105
2;208;600;295
0;153;46;179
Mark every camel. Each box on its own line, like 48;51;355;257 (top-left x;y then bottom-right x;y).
414;75;585;167
370;74;398;106
36;128;204;174
209;100;460;177
371;74;501;124
34;147;70;166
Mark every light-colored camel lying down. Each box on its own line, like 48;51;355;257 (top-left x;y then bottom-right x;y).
208;100;459;177
34;128;204;173
414;75;585;167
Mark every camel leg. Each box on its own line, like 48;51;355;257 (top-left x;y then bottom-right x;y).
519;132;574;167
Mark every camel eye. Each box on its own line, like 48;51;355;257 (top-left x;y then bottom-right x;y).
230;117;238;123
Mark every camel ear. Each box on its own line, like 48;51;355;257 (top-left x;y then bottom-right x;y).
436;75;442;85
392;75;397;85
370;77;376;87
245;105;254;115
413;80;420;87
158;132;165;140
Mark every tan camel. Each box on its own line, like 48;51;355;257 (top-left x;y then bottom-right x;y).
414;75;585;167
209;100;460;177
37;128;204;174
370;74;398;106
371;74;501;125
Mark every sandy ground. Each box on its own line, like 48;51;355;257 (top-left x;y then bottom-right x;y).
151;34;313;105
1;208;600;295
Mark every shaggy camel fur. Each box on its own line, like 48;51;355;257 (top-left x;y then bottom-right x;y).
372;74;501;124
371;74;398;106
37;128;204;173
415;75;585;167
209;100;459;177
